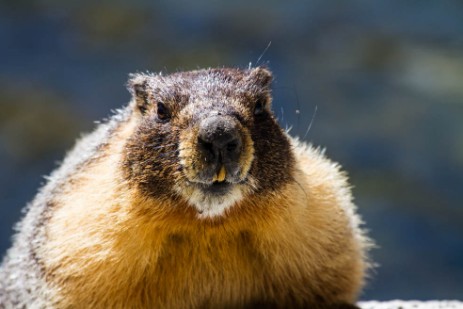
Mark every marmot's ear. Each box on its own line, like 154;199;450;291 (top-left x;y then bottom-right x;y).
245;66;273;88
127;74;150;114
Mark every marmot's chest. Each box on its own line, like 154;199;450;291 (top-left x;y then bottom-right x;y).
145;230;267;305
52;226;293;308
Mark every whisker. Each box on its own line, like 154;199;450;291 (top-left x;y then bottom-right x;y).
158;150;181;157
256;41;272;66
303;105;318;140
292;176;308;201
280;106;285;126
293;83;302;134
145;143;177;150
177;146;197;152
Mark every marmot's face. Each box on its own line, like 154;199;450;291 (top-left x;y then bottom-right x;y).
124;67;294;218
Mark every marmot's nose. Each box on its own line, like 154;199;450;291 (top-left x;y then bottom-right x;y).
198;116;242;163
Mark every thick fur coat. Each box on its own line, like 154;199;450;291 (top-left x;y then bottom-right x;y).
0;67;371;308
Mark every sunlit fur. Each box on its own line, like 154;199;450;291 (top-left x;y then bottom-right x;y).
0;67;371;309
40;122;369;308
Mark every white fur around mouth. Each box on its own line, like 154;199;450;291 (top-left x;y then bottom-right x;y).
187;184;244;218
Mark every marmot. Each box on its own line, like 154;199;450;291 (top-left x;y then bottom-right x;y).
0;67;371;309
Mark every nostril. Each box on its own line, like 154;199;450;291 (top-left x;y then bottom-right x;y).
198;138;214;153
226;140;239;152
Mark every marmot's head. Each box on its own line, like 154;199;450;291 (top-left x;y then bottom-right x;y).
124;67;294;218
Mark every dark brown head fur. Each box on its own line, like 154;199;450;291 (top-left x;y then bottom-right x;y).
123;67;295;217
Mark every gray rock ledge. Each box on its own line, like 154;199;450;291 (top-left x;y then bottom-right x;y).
359;300;463;309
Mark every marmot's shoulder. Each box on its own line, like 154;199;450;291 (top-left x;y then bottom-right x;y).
290;136;367;240
1;67;371;309
291;136;352;197
0;107;132;308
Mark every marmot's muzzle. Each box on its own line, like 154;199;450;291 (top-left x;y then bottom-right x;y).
197;115;243;182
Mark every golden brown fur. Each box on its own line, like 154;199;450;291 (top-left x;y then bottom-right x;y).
43;127;366;308
1;67;370;309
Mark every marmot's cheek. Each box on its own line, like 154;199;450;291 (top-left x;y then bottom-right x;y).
178;128;205;182
237;129;255;180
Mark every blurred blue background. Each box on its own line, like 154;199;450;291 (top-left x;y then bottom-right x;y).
1;0;462;301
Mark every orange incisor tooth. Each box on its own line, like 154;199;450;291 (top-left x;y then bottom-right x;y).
217;166;226;182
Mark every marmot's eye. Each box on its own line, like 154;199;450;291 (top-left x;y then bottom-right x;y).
254;98;266;115
156;102;171;121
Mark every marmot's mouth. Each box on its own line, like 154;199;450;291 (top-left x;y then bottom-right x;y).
184;162;246;196
197;181;233;195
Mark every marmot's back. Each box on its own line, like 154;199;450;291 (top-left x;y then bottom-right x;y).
0;67;371;309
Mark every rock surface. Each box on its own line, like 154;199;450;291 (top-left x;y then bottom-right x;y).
360;300;463;309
